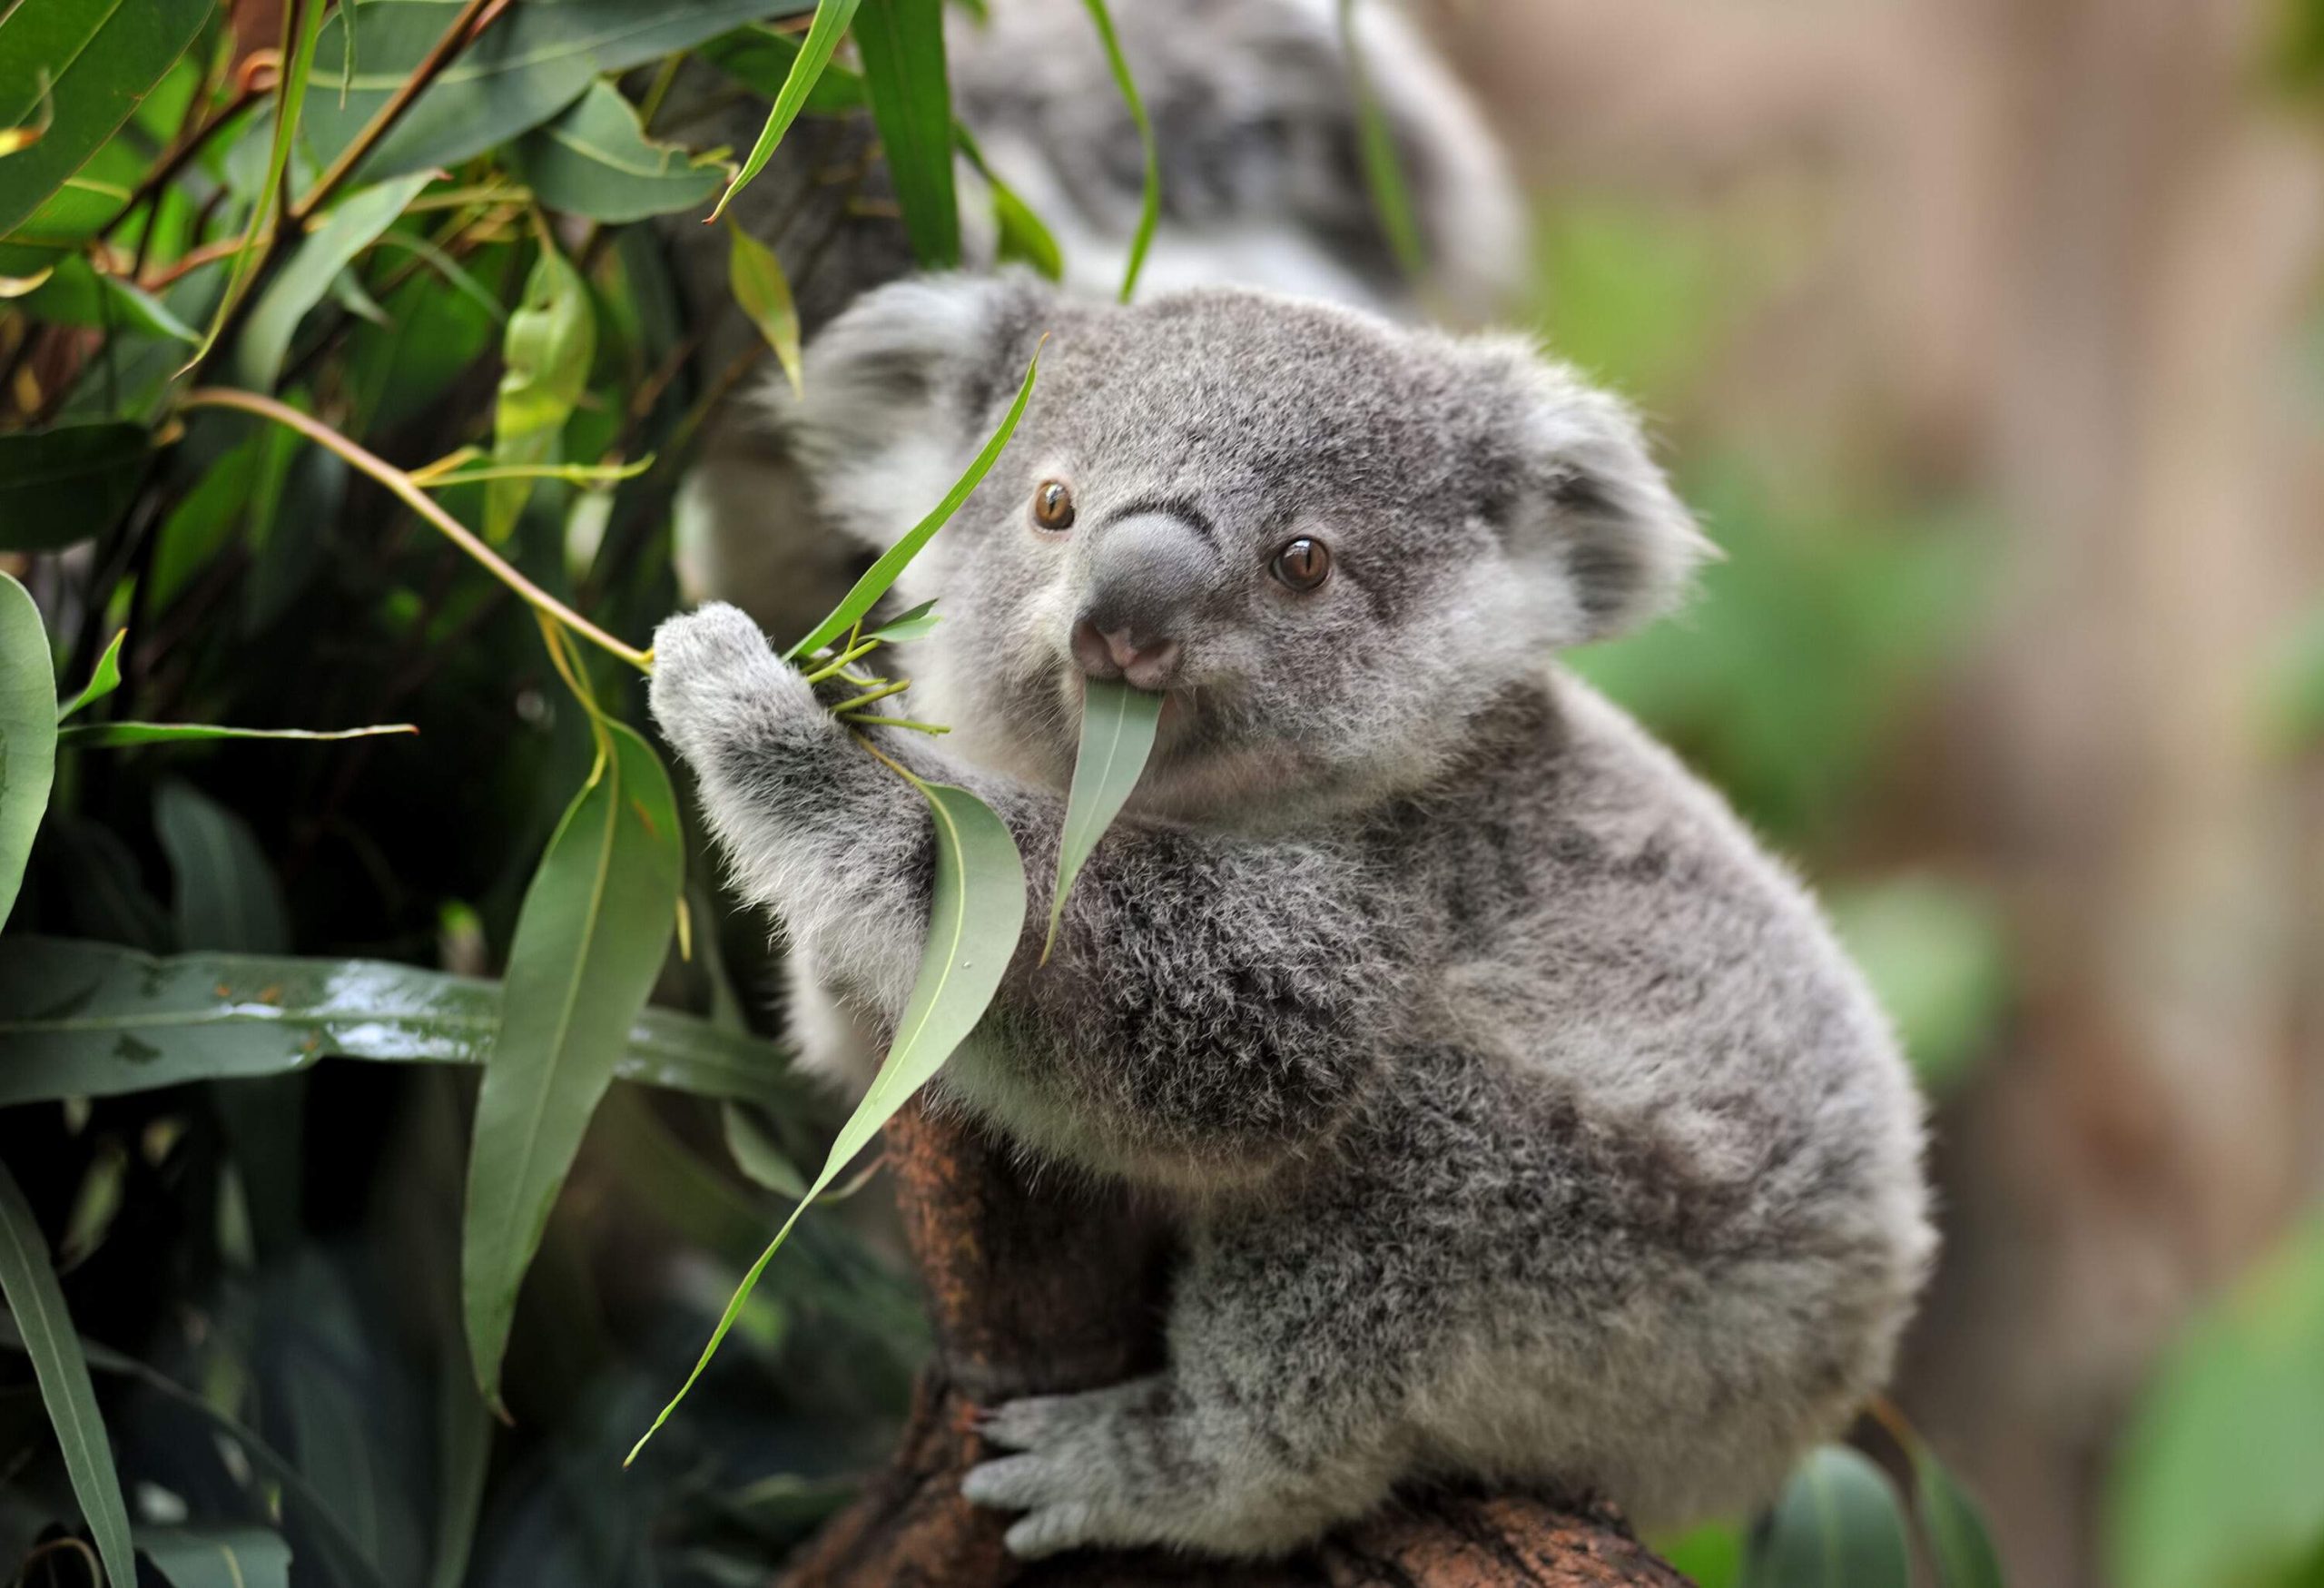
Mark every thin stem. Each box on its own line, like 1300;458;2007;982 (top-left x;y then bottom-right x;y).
291;0;498;222
838;715;949;735
826;678;908;715
800;636;880;683
178;387;653;672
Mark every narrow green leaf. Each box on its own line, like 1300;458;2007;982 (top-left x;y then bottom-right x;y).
509;80;723;222
0;938;793;1108
153;780;291;952
728;221;803;396
707;0;862;224
720;1102;808;1198
1914;1445;2006;1588
785;350;1039;660
0;573;57;930
0;1157;136;1588
484;237;597;545
1078;0;1157;301
957;124;1061;281
864;599;940;644
59;720;416;748
699;23;867;113
236;172;437;390
0;0;212;236
56;630;123;722
1744;1445;1912;1588
0;424;150;553
629;778;1025;1463
855;0;960;268
464;720;683;1407
1042;676;1160;962
18;256;201;342
1335;0;1428;283
140;1526;293;1588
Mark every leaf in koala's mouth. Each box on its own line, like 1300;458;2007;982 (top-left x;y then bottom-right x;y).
1041;677;1165;964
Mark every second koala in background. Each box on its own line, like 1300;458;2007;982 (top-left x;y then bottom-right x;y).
665;0;1523;645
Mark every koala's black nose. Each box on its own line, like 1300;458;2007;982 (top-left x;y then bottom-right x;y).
1070;618;1181;690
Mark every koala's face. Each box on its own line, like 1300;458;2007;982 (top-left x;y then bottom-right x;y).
777;278;1704;820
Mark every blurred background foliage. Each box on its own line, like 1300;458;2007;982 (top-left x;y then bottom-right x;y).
1;0;2321;1583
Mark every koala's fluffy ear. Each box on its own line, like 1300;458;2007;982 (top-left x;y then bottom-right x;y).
771;272;1055;549
1484;344;1712;643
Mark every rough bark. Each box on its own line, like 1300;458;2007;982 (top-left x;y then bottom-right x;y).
777;1100;1690;1588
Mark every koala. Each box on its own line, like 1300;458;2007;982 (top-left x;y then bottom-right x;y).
648;275;1935;1561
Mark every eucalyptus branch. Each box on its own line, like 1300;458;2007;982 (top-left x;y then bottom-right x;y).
177;388;654;672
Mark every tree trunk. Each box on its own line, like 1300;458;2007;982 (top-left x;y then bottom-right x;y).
776;1100;1689;1588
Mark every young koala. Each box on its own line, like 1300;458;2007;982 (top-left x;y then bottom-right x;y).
648;275;1935;1561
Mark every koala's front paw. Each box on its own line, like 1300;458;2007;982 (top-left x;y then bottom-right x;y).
963;1383;1167;1560
647;602;818;761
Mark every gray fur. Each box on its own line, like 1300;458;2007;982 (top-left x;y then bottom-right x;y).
650;279;1933;1560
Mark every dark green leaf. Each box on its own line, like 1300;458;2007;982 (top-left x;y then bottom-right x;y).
237;172;438;390
854;0;960;268
58;720;416;748
0;0;213;236
728;221;803;396
141;1526;293;1588
1745;1445;1911;1588
1076;0;1155;300
305;0;816;183
510;81;723;222
1915;1445;2006;1588
0;424;150;552
0;937;791;1108
484;237;596;544
0;573;56;930
1043;676;1160;962
706;0;862;224
464;720;683;1407
1335;0;1427;282
153;779;291;952
720;1101;808;1198
785;350;1038;660
699;23;867;112
54;629;123;723
17;256;200;342
629;777;1023;1463
0;1157;136;1588
958;124;1061;281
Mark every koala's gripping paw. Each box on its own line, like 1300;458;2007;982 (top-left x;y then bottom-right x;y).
964;1384;1167;1560
646;602;818;761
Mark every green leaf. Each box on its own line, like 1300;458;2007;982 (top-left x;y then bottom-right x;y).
699;22;867;112
1744;1445;1912;1588
0;937;790;1109
706;0;862;224
141;1526;293;1588
785;350;1039;660
484;237;596;545
1335;0;1427;282
957;124;1061;281
1042;676;1160;962
0;573;57;931
1827;875;2010;1096
1653;1521;1746;1588
17;255;201;342
464;720;683;1408
59;720;416;747
728;221;803;396
0;424;150;553
0;0;212;236
153;779;291;952
1915;1445;2006;1588
863;599;939;644
236;172;437;390
720;1101;808;1198
1077;0;1156;301
303;0;814;183
0;1156;136;1588
629;777;1025;1463
509;80;723;222
55;629;123;723
854;0;960;268
2109;1213;2324;1588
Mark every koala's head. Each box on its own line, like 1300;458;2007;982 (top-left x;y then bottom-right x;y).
776;275;1706;821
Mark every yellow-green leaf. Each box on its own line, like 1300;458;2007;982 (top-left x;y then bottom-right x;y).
55;629;123;722
728;222;803;397
484;238;596;545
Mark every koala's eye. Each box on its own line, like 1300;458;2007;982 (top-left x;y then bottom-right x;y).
1032;479;1076;532
1271;537;1332;592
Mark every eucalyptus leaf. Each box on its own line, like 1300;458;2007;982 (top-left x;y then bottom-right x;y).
958;124;1062;281
864;599;940;644
55;629;123;722
629;777;1025;1463
785;350;1039;660
153;779;291;952
463;720;683;1408
18;255;201;342
0;1157;137;1588
1914;1444;2006;1588
0;573;57;930
1744;1445;1912;1588
0;424;150;552
728;222;803;396
140;1526;294;1588
0;0;212;236
237;173;438;390
1336;0;1427;282
720;1102;808;1199
1077;0;1156;301
0;938;791;1109
855;0;960;268
707;0;862;224
59;720;417;748
510;81;723;222
485;238;597;545
699;23;868;113
1042;676;1161;962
